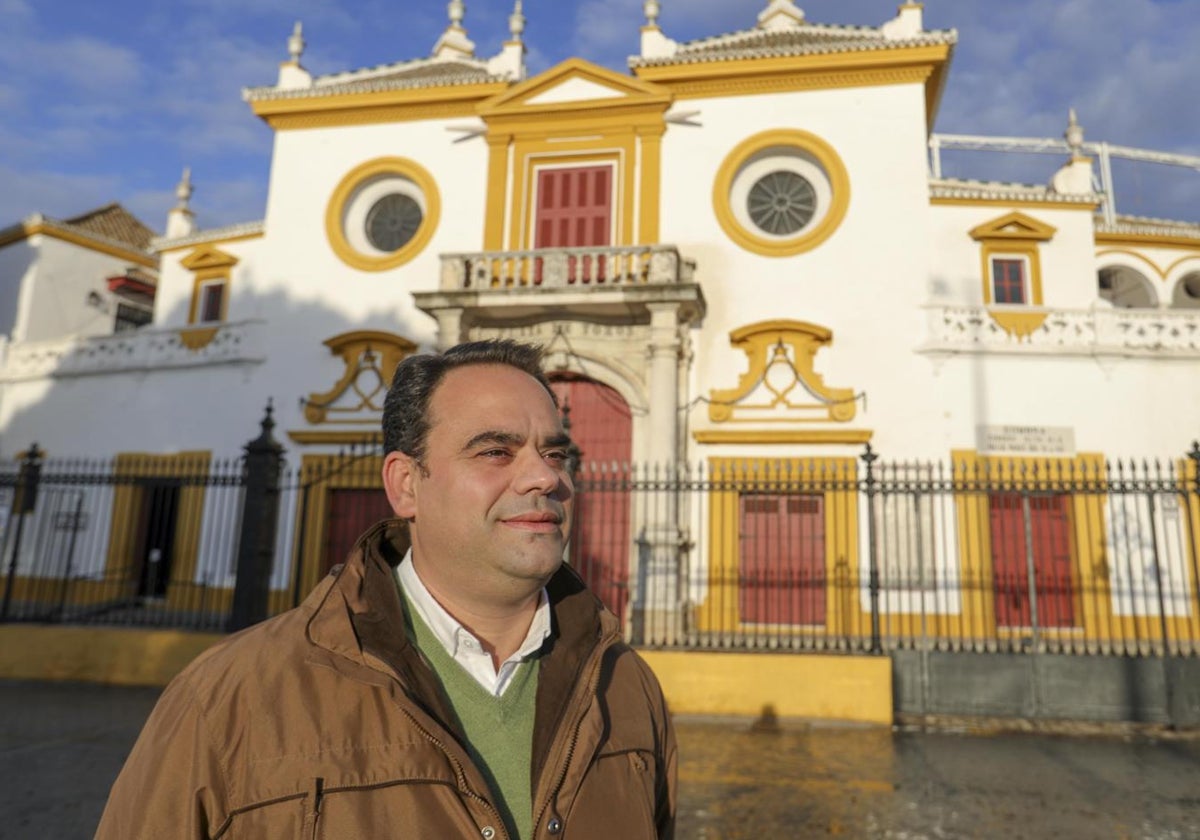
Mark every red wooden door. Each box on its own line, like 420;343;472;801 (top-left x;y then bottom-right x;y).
989;493;1075;628
739;493;826;625
324;489;397;575
535;165;612;283
550;375;632;623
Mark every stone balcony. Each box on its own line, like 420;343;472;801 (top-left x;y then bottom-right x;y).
416;244;705;331
0;319;267;382
919;304;1200;358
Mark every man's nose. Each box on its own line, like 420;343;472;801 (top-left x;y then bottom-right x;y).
513;449;561;495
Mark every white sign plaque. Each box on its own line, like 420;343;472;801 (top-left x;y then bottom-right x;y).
976;425;1076;455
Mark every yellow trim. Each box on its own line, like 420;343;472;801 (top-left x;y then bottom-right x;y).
943;450;1200;648
931;196;1100;211
479;58;671;249
1095;248;1169;280
0;221;156;268
0;626;222;687
480;57;671;113
968;212;1057;243
712;129;850;257
287;430;383;446
708;320;856;423
188;274;230;323
640;650;892;724
303;330;417;424
693;429;873;445
1093;249;1200;282
249;81;508;130
103;452;212;613
293;453;389;597
483;133;512;251
634;44;952;128
181;245;239;324
987;308;1049;339
179;327;219;350
697;457;866;641
1095;231;1200;251
324;157;441;272
970;212;1055;336
156;228;263;254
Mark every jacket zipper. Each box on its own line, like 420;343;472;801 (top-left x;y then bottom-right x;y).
531;629;620;836
395;693;511;839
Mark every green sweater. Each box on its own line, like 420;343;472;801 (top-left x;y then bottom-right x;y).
403;594;539;840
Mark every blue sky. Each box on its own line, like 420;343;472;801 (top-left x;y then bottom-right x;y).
2;0;1198;232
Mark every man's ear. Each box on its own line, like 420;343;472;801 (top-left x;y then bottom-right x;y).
382;451;419;519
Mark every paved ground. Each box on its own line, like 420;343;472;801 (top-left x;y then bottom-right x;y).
2;680;1198;839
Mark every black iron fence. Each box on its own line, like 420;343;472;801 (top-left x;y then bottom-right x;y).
2;429;1198;660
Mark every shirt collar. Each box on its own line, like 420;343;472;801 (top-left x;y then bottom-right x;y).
395;549;551;666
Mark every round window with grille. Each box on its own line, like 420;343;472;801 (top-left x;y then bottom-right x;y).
747;171;817;236
365;194;423;253
713;129;849;257
325;157;440;271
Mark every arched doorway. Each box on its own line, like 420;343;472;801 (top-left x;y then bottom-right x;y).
550;374;633;624
1098;266;1156;308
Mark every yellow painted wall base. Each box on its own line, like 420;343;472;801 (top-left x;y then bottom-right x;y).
639;650;893;725
0;627;893;724
0;626;222;687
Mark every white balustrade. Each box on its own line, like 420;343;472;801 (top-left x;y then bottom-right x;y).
439;245;694;291
923;305;1200;357
0;319;267;381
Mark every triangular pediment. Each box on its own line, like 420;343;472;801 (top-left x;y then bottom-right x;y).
480;58;670;115
969;211;1057;243
179;244;240;271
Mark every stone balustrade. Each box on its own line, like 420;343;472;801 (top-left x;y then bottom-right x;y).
439;244;696;291
0;319;267;381
921;305;1200;357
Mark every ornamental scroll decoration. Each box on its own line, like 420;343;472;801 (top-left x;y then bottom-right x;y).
708;319;856;423
303;330;417;424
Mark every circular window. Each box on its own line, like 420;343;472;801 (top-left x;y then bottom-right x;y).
365;194;423;252
325;157;440;271
747;171;817;235
713;129;849;257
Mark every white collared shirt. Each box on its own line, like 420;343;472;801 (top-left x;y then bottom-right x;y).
396;551;552;697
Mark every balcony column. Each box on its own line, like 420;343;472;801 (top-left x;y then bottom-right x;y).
633;302;683;643
432;308;465;352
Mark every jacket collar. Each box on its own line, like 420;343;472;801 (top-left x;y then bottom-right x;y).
305;518;622;740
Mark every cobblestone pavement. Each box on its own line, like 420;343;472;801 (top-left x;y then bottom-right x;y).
2;680;1198;839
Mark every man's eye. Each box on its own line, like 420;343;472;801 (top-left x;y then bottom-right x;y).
544;450;569;464
481;449;511;458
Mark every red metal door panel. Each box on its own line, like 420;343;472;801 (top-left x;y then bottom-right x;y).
551;376;631;624
989;493;1075;628
324;489;396;576
535;166;612;284
739;493;826;625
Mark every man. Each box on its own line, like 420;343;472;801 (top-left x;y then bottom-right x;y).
98;339;676;839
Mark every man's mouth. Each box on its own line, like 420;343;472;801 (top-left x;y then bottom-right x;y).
501;511;563;532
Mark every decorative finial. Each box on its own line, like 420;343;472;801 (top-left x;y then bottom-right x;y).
288;21;305;63
174;167;193;210
644;0;661;26
448;0;465;28
1065;108;1085;155
509;0;525;40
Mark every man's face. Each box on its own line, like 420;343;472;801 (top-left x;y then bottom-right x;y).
384;363;574;606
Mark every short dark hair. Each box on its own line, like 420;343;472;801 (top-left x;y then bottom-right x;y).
382;338;558;461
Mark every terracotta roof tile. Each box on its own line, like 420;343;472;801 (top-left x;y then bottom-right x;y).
61;204;157;251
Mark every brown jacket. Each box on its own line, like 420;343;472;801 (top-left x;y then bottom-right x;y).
97;521;676;839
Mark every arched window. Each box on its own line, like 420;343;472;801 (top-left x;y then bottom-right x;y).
1097;266;1156;308
1172;271;1200;309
